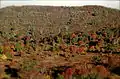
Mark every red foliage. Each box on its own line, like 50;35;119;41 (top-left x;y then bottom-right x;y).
96;65;110;77
60;44;67;51
78;41;83;45
64;68;73;79
69;45;78;53
77;47;84;53
62;71;65;76
89;46;95;49
91;33;97;39
66;68;73;76
24;36;31;41
75;68;88;75
77;45;87;53
103;32;107;37
71;33;76;38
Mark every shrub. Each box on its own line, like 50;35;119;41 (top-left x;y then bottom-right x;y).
92;56;101;64
56;74;64;79
73;73;101;79
69;45;78;53
21;60;37;71
5;52;12;60
15;43;23;52
0;46;3;54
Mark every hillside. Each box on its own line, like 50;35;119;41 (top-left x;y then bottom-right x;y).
0;5;120;38
0;5;120;79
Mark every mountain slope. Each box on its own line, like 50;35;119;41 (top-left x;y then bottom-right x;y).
0;5;120;38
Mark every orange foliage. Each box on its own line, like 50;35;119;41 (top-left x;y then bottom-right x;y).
71;33;76;38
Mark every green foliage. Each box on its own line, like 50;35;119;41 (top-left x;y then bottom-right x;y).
5;52;12;60
2;74;11;79
73;73;101;79
56;74;64;79
15;43;22;52
104;43;118;53
0;54;3;57
44;74;51;79
21;60;37;71
52;43;60;51
56;36;63;44
71;37;78;44
87;73;101;79
0;47;3;54
43;44;52;51
92;56;101;64
1;27;118;54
